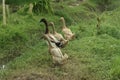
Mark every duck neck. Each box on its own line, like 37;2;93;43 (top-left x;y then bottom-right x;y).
52;23;56;34
62;18;66;28
45;36;53;48
42;20;49;34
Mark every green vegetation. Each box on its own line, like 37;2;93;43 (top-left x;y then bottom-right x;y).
33;0;53;14
0;0;120;80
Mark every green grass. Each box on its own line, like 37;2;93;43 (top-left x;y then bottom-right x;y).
0;0;120;80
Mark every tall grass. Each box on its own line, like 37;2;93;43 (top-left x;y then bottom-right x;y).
33;0;53;14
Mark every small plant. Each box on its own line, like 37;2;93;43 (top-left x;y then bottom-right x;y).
33;0;53;14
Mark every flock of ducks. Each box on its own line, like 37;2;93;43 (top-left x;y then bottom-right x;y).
40;17;75;65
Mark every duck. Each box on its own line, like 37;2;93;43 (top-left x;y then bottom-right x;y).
60;17;75;40
49;22;68;48
43;34;68;64
40;18;62;47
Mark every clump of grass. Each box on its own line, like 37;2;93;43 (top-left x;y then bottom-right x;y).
97;24;120;39
0;26;28;64
110;55;120;80
0;13;43;65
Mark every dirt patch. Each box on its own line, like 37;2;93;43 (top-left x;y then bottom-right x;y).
12;73;55;80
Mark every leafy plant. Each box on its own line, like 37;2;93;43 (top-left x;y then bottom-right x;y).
33;0;53;14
